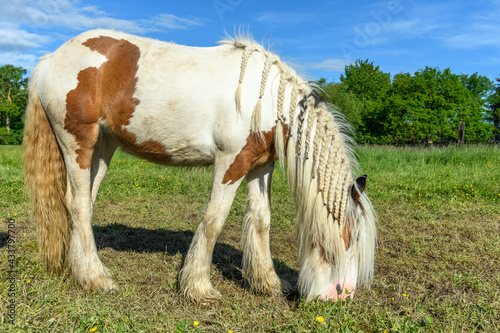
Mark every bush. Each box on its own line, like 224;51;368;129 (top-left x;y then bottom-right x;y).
0;128;23;145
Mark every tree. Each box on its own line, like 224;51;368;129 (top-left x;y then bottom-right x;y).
488;75;500;141
0;65;28;133
386;67;493;144
460;72;494;99
340;59;391;101
317;63;494;145
340;60;391;143
314;60;393;143
383;72;415;143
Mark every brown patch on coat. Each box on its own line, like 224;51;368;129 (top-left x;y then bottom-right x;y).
342;176;367;250
222;122;289;185
65;66;100;169
342;221;352;251
65;35;170;169
314;221;351;263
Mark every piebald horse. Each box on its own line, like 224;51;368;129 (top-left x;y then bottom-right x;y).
23;30;377;302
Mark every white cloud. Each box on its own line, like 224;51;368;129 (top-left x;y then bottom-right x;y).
307;59;353;72
0;24;53;52
150;14;206;30
446;31;500;49
444;8;500;49
0;1;150;34
0;1;207;45
0;52;39;70
80;5;107;16
386;19;440;35
52;13;148;34
257;12;317;25
380;2;500;50
0;1;207;69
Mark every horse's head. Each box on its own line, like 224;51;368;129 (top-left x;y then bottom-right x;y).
297;175;377;301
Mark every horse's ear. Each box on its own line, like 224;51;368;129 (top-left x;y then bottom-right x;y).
356;175;367;192
351;175;367;205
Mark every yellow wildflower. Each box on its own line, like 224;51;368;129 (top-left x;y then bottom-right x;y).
89;327;97;332
316;316;325;323
193;321;199;326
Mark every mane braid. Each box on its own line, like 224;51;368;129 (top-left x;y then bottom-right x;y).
251;54;279;137
317;118;333;194
322;131;335;210
288;85;299;130
300;100;321;222
311;112;327;180
274;69;291;171
335;164;349;225
328;151;341;221
276;74;287;120
294;95;314;212
295;97;308;157
326;138;340;217
235;46;257;113
285;84;301;195
339;170;352;230
303;99;318;161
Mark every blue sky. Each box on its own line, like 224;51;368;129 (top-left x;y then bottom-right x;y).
2;0;500;82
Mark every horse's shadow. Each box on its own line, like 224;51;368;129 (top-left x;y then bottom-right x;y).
0;232;7;248
92;223;299;296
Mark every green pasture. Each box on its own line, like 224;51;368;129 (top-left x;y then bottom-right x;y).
1;145;499;332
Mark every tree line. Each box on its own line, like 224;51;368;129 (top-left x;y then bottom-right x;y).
1;63;500;145
315;60;500;145
0;65;27;144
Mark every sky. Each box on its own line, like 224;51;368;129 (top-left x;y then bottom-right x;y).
1;0;500;83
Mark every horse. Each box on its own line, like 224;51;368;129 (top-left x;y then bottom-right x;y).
23;29;377;302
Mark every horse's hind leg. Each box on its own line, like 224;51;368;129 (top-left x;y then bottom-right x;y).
62;130;116;291
242;164;287;295
179;155;244;302
66;130;118;208
90;129;118;204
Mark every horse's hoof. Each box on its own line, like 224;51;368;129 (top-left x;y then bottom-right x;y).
182;286;221;304
101;283;119;294
79;274;117;293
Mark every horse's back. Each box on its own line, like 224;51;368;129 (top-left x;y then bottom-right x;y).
36;30;251;167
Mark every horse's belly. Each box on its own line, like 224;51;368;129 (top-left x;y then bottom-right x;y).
126;142;214;167
160;143;215;166
104;114;216;167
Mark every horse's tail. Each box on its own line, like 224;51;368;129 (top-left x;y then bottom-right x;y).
23;59;70;273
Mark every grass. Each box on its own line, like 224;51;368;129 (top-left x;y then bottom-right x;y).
1;144;499;332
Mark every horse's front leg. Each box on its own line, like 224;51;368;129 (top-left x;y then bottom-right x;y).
241;163;289;295
179;155;244;302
